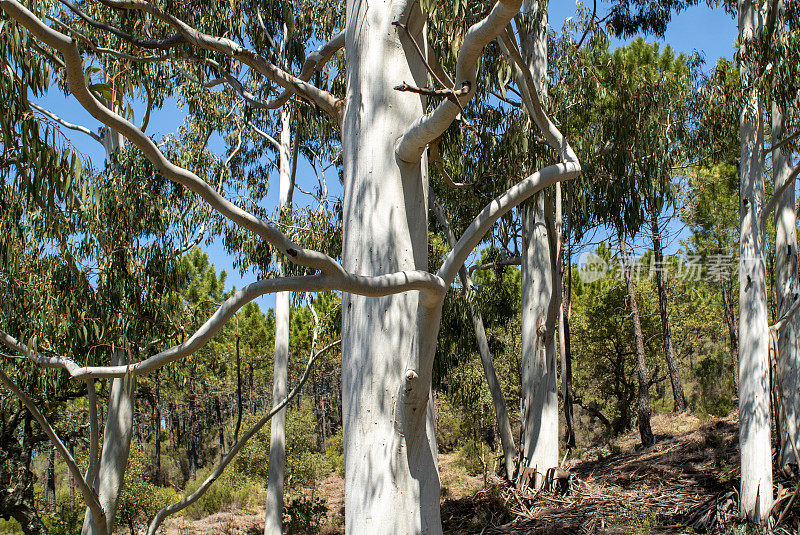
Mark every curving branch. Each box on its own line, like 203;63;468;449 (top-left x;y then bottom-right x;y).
429;139;477;189
59;0;184;50
437;160;580;286
396;0;523;162
1;0;439;298
145;339;340;535
90;0;343;121
1;271;443;379
0;368;108;535
498;25;578;164
468;255;522;275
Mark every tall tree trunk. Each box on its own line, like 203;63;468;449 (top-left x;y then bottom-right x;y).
82;350;135;535
340;3;441;530
264;105;292;535
737;0;772;520
649;206;686;412
721;278;740;389
521;191;559;484
234;318;242;443
772;73;800;467
187;361;198;481
619;234;654;447
69;441;76;507
154;370;161;485
561;223;576;449
430;193;518;480
44;445;56;514
214;396;225;460
519;0;558;487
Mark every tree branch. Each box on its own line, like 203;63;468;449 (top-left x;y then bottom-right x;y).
761;162;800;226
1;270;444;379
91;0;343;121
0;368;107;534
59;0;184;50
437;160;580;286
145;339;340;535
0;1;371;286
395;0;523;162
29;101;103;143
429;138;477;189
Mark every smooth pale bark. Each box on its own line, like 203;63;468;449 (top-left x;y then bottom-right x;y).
82;351;135;535
521;192;559;485
619;235;654;447
773;97;800;466
737;0;772;520
519;0;558;487
265;106;292;535
649;208;686;412
340;1;440;531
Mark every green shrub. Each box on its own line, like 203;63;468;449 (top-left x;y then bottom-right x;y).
116;445;179;532
284;495;327;535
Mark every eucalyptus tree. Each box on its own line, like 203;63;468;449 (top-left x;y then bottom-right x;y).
766;0;800;470
1;0;582;532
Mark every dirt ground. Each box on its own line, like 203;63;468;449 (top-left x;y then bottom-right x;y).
163;412;800;534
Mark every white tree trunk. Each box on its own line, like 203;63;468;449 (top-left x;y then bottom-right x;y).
521;193;558;486
519;0;558;487
340;1;441;531
81;350;134;535
264;106;292;535
773;98;800;466
738;0;773;521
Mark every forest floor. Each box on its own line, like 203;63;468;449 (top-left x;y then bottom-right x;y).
163;411;800;534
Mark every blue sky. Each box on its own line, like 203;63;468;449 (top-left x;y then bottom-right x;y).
36;3;739;311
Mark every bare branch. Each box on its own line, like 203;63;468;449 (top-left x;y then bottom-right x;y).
396;0;523;162
145;339;340;535
1;269;444;379
59;0;184;50
468;256;521;275
0;368;107;534
765;130;800;157
29;101;103;143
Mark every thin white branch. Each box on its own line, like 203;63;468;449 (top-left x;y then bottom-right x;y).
1;271;443;379
0;368;107;534
468;256;521;275
29;101;103;144
771;297;800;333
145;339;340;535
396;0;523;162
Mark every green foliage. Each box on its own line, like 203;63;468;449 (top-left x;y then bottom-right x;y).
117;445;179;532
284;495;328;535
